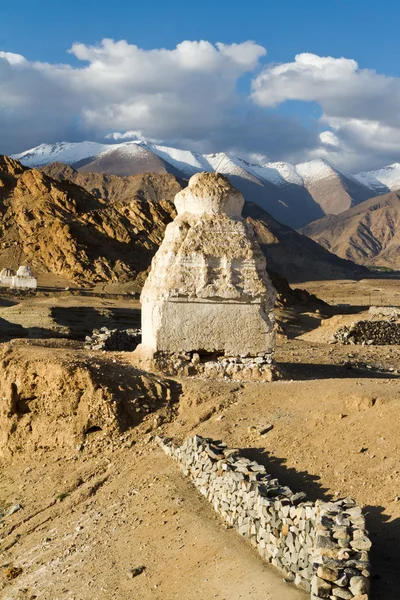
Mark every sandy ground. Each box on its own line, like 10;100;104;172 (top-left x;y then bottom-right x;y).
0;280;399;600
292;277;400;307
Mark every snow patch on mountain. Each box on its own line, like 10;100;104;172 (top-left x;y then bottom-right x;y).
296;158;337;183
11;140;400;200
206;154;262;183
249;161;304;187
105;141;152;159
13;142;111;167
354;163;400;193
151;144;212;177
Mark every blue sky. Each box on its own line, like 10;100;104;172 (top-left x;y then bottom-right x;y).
1;0;400;170
1;0;399;70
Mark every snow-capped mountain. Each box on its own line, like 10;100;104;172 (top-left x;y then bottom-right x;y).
354;163;400;194
11;140;398;229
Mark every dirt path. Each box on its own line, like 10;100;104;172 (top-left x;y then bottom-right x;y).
0;438;305;600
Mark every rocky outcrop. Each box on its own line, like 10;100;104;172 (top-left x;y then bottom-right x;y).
0;158;178;285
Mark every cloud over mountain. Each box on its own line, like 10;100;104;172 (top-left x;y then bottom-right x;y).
0;39;286;156
2;41;400;171
252;53;400;170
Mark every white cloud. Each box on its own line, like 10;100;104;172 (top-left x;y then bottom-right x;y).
251;52;400;170
4;41;400;171
0;39;272;155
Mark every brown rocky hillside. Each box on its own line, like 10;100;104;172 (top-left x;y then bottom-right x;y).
300;191;400;270
0;157;365;286
0;157;178;285
43;162;367;283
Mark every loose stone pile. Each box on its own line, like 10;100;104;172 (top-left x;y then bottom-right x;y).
158;435;371;600
368;306;400;319
334;319;400;345
152;350;275;381
84;327;141;351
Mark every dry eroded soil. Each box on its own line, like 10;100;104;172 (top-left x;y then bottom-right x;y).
0;286;399;600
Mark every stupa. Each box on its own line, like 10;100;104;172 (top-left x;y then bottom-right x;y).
0;268;15;287
134;172;277;379
12;266;37;289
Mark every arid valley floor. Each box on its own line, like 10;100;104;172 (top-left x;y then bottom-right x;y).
0;277;399;600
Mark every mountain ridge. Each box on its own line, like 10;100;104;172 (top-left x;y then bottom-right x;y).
13;140;400;229
300;191;400;270
0;155;365;285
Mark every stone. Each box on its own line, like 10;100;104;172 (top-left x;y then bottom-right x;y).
5;503;23;517
135;172;276;371
317;565;339;581
260;424;274;435
349;575;370;596
292;492;307;505
334;574;349;587
311;576;332;598
332;528;350;540
129;566;145;578
331;588;353;599
350;537;372;551
316;534;336;549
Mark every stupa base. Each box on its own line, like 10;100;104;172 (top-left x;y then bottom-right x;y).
132;344;279;381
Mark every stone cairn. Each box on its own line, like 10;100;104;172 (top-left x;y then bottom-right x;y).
84;327;141;351
158;435;371;600
134;172;277;380
334;319;400;345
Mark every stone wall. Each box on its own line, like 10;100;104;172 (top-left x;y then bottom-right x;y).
158;435;371;600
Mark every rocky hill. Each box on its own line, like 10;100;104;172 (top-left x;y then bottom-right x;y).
0;156;178;285
13;140;389;229
300;191;400;270
0;156;365;286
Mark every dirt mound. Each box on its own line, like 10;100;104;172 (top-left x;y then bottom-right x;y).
0;343;174;457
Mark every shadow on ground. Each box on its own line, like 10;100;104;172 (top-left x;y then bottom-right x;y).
239;447;398;600
51;306;141;338
278;361;399;380
363;504;400;600
240;446;331;503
